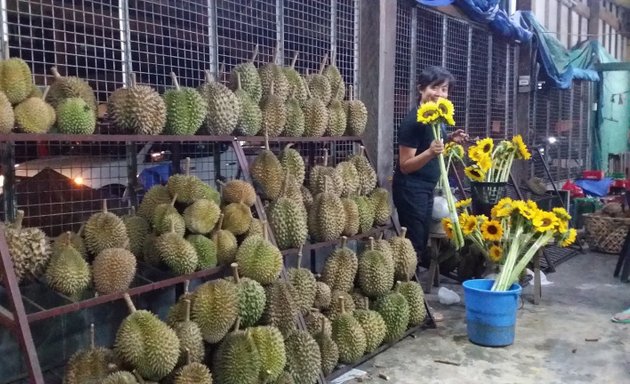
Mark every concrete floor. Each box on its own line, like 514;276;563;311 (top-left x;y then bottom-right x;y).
353;251;630;384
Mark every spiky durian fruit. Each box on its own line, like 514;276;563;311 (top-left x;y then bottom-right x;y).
228;44;263;103
308;176;346;242
0;91;14;133
166;158;220;205
235;221;283;285
198;70;240;135
353;297;387;353
374;282;410;343
287;247;317;313
163;72;207;135
274;372;295;384
152;195;185;236
305;54;332;105
46;66;97;114
222;201;253;236
0;211;51;284
83;200;130;255
192;279;239;344
301;186;314;211
227;263;266;328
108;73;166;135
137;185;171;222
262;279;300;337
0;56;33;104
212;319;261;384
304;308;332;337
398;279;428;327
345;85;368;136
325;290;355;320
166;281;196;326
260;81;287;137
302;76;328;137
349;146;377;195
122;207;150;258
183;198;220;235
309;148;344;197
114;294;180;381
13;86;56;133
321;237;357;293
370;187;392;226
156;223;198;275
354;195;375;234
341;198;360;237
172;299;205;365
389;227;418;282
173;359;213;384
358;237;394;297
233;71;262;136
279;143;306;186
268;172;308;250
283;96;305;137
313;275;332;310
251;325;287;383
241;217;264;241
92;248;136;295
186;234;217;270
313;316;339;376
351;288;369;310
102;371;138;384
323;54;346;101
331;296;366;364
284;51;308;106
250;129;283;200
220;179;257;207
212;214;239;265
63;324;120;384
52;229;87;259
44;232;91;297
55;96;96;134
336;160;359;198
284;330;322;384
326;99;347;137
258;47;290;102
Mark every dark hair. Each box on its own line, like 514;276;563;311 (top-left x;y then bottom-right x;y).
417;66;455;91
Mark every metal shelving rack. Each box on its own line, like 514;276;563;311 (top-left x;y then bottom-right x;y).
0;133;435;384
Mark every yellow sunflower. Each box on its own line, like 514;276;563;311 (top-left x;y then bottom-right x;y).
481;220;503;242
460;214;478;235
552;207;571;221
556;219;569;234
445;143;464;158
489;245;504;263
512;200;535;220
464;165;486;182
526;200;539;211
512;134;531;160
437;97;455;120
455;198;472;209
442;217;454;239
476;138;494;155
561;228;577;247
532;211;559;233
491;197;514;218
477;155;492;173
417;102;440;124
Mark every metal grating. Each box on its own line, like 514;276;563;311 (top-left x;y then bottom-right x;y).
444;18;468;132
393;1;412;164
4;0;123;104
489;40;508;139
284;0;332;75
415;8;443;79
335;0;358;90
128;1;211;91
468;26;490;139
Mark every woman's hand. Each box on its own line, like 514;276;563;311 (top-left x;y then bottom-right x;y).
449;129;468;144
428;140;444;157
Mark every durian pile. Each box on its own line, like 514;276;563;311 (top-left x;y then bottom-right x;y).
1;45;368;137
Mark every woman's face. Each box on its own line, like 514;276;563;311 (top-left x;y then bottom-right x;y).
419;82;449;104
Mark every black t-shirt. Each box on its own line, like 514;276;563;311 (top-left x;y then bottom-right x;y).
395;106;448;187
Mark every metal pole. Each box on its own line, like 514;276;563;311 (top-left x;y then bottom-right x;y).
409;7;418;108
118;0;132;86
464;24;472;133
504;43;509;138
486;35;493;137
275;0;284;65
441;15;447;67
0;0;7;57
208;0;219;76
330;0;337;65
353;0;360;94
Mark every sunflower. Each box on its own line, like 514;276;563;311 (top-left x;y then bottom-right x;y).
455;198;472;209
476;138;494;155
561;228;577;247
552;207;571;221
417;102;440;124
477;155;492;173
491;197;514;218
556;219;568;234
481;220;503;242
489;245;504;263
445;143;464;158
443;114;456;127
526;200;539;211
512;200;535;220
437;98;455;120
460;214;478;235
464;165;486;182
532;211;558;233
442;217;454;239
512;134;531;160
468;145;485;162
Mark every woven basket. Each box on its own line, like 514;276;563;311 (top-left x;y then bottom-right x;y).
583;213;630;254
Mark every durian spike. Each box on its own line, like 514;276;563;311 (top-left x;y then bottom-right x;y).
184;157;191;176
50;66;63;79
297;244;304;268
102;199;108;214
89;323;96;350
322;148;329;167
261;220;269;242
122;293;136;313
290;51;299;68
236;71;243;91
13;210;25;230
338;296;345;314
340;236;348;248
169;71;181;90
319;52;329;75
368;236;375;250
41;85;50;100
400;227;408;239
230;262;240;283
250;43;259;62
129;72;137;88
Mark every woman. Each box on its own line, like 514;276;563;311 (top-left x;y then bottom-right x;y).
393;66;467;270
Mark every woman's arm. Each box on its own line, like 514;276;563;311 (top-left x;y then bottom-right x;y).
398;141;443;175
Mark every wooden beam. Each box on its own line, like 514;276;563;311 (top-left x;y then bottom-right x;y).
587;0;601;41
572;1;591;19
600;7;621;30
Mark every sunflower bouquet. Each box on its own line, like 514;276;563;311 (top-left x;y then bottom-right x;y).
417;98;464;250
463;135;532;183
443;197;577;291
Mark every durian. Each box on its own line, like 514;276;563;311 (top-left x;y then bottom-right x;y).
102;371;139;384
55;96;96;134
308;176;346;242
336;160;359;198
63;324;120;384
52;228;87;259
92;248;136;295
192;279;239;344
283;96;305;137
354;195;375;234
122;207;150;258
172;299;205;365
325;290;355;320
46;66;97;115
172;351;213;384
228;44;263;103
212;214;239;265
304;308;332;337
389;227;418;282
284;330;322;384
163;72;207;135
221;201;253;236
305;54;332;105
313;275;332;310
268;171;308;250
341;198;360;237
260;81;287;137
0;55;33;105
220;179;257;207
251;325;287;382
156;222;198;275
235;221;283;285
227;263;266;328
358;237;394;297
374;282;410;343
13;86;56;133
108;73;166;135
137;185;171;222
279;143;306;186
0;91;14;133
287;246;317;313
44;231;91;297
183;198;220;235
186;234;217;270
349;146;377;195
263;279;299;337
309;148;344;197
323;53;346;101
398;279;428;326
302;72;329;137
250;129;283;200
353;297;387;353
313;316;339;376
370;187;392;226
233;71;262;136
325;99;347;136
331;296;366;364
321;236;357;293
258;46;290;102
212;319;261;384
152;194;185;236
283;51;308;106
83;200;130;255
198;69;240;135
344;85;368;136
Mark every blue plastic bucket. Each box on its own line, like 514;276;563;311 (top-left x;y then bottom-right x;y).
462;278;522;347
